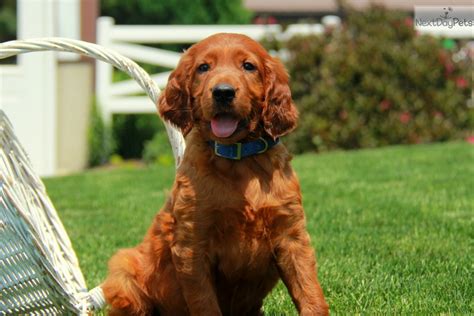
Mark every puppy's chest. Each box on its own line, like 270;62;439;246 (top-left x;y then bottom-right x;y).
207;206;275;279
177;164;295;277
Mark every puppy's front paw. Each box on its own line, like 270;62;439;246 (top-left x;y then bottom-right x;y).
300;303;329;316
103;284;148;316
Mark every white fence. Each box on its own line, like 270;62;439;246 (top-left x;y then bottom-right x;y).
95;17;331;123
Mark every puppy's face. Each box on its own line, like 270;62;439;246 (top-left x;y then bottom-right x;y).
159;33;298;143
191;36;265;143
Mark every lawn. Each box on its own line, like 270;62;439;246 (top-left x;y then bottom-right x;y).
43;141;473;314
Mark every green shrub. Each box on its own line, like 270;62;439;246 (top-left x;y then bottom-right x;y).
273;6;472;153
112;114;162;159
0;0;16;43
0;0;16;64
142;131;174;166
101;0;251;25
88;99;115;166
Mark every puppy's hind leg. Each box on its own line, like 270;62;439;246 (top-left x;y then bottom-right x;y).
102;248;153;315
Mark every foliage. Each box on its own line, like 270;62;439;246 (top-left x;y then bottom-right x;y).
88;99;115;166
142;131;174;166
0;0;16;42
0;0;16;64
44;141;473;314
101;0;252;25
272;6;472;153
112;114;162;159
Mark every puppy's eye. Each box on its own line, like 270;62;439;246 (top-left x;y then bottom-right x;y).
197;63;210;73
243;62;256;71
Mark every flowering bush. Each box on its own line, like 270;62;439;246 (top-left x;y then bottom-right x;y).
274;6;472;153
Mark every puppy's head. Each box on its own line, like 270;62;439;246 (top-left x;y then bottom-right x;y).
159;33;298;143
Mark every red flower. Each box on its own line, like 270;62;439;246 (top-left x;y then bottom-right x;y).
379;99;391;111
254;16;278;25
267;16;277;24
438;51;448;63
433;111;444;119
444;62;454;77
404;17;413;27
254;16;265;25
339;110;348;120
399;112;411;124
455;77;468;89
466;136;474;144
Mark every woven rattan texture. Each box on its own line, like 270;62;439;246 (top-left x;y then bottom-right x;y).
1;112;87;315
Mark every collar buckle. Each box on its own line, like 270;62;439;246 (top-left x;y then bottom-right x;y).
256;137;269;154
214;142;242;160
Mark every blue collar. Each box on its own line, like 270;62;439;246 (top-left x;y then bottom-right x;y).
208;136;280;160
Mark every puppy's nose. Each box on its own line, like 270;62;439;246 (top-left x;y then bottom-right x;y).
212;84;235;103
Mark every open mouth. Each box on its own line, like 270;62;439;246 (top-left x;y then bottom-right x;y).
210;113;240;138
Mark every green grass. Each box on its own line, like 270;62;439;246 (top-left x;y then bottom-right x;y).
43;142;473;314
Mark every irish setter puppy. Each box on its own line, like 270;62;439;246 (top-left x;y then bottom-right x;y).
103;33;328;316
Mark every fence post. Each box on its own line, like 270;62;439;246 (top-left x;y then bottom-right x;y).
96;16;114;124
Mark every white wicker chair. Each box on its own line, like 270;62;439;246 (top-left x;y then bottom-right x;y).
0;38;185;315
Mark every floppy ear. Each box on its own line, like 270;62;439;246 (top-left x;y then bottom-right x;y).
158;53;194;135
262;57;298;139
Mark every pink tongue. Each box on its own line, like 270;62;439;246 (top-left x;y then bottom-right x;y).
211;115;239;138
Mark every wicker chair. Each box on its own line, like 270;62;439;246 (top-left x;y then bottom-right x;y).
0;38;185;315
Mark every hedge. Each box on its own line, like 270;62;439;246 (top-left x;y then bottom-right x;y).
274;6;472;153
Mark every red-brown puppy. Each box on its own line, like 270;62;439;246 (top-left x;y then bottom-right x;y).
103;33;328;316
